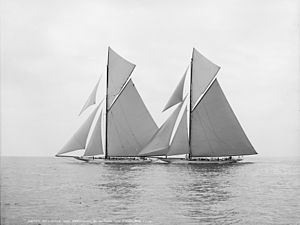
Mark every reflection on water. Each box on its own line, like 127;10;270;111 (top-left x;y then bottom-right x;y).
1;157;299;225
170;164;244;224
96;164;141;217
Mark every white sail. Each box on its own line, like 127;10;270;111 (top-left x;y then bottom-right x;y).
79;76;101;116
162;66;188;112
107;79;158;157
83;109;104;156
167;107;189;156
191;48;220;109
191;79;257;157
139;101;184;157
107;47;136;109
57;104;100;155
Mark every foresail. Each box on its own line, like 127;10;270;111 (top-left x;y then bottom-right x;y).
107;79;158;157
107;47;136;109
162;66;188;112
139;101;184;157
83;109;104;156
57;104;100;155
79;76;101;116
191;79;257;157
191;48;220;109
167;107;189;156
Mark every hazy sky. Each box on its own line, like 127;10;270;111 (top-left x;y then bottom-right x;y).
1;0;299;157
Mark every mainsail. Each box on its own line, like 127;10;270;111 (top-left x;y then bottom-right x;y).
138;101;184;157
83;109;104;156
107;79;158;157
57;103;100;155
79;76;101;116
191;48;220;109
162;66;188;112
190;79;257;157
107;47;136;109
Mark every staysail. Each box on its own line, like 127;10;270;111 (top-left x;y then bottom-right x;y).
57;103;100;155
190;79;257;157
162;66;188;112
139;101;184;156
167;107;189;156
107;79;158;157
107;47;136;109
191;48;220;109
79;76;101;116
83;109;104;156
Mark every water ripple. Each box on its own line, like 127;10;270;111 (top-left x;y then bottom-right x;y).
1;157;300;225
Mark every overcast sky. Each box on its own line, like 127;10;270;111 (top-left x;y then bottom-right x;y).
1;0;299;157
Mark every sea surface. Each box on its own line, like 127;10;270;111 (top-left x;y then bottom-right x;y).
1;156;300;225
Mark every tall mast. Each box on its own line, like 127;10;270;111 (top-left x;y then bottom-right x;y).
188;50;193;160
105;48;109;159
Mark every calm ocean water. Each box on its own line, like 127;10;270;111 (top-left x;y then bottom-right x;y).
1;156;299;225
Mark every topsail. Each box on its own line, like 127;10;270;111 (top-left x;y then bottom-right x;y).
191;48;220;109
107;47;136;109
